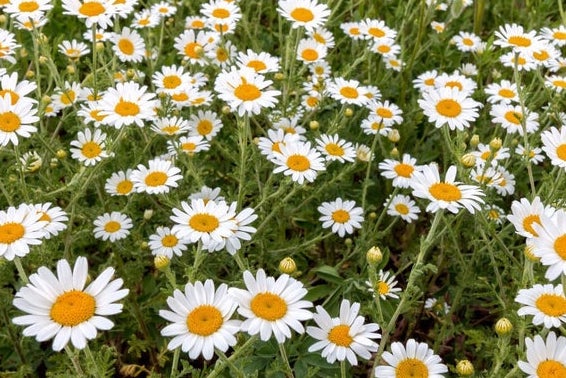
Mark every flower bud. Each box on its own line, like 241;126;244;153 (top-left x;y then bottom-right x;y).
345;238;353;246
20;48;28;58
369;212;377;219
489;137;502;150
56;149;67;159
461;153;476;168
221;105;231;114
390;147;399;158
274;72;285;81
469;134;480;147
388;129;400;143
495;317;512;336
39;56;48;64
95;42;105;52
309;120;319;130
66;65;75;75
456;360;474;376
279;257;297;274
0;15;6;24
366;246;383;265
344;108;354;117
154;255;170;270
143;209;154;220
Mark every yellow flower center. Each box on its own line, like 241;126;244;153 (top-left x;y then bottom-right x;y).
339;86;358;99
182;142;196;152
79;2;105;16
498;88;515;98
462;38;474;46
306;96;319;108
396;358;429;377
424;78;435;86
508;35;531;47
553;80;566;89
81;141;102;159
522;214;541;237
435;99;462;117
39;211;51;222
50;290;96;326
116;180;133;195
377;44;391;53
504;111;523;125
250;292;287;321
184;42;201;59
118;38;134;55
162;75;181;89
189;214;219;233
554;234;566;260
371;122;383;130
247;60;267;72
286;154;310;171
349;27;360;35
114;99;140;116
0;89;19;105
161;125;180;135
556;144;566;161
488;209;500;220
480;151;491;160
327;325;353;347
553;31;566;40
368;27;385;38
0;222;25;244
19;1;39;12
161;234;178;248
325;143;344;157
271;142;282;153
537;360;566;378
445;81;463;90
395;203;410;215
191;20;205;28
211;8;230;18
394;163;414;178
144;171;168;187
377;281;390;295
429;182;462;201
290;7;314;22
197;120;213;135
301;48;318;61
535;294;566;317
60;90;76;105
0;111;21;132
172;92;189;102
313;32;326;44
533;50;550;61
331;209;350;224
138;18;150;26
376;107;393;118
234;83;261;101
104;220;121;233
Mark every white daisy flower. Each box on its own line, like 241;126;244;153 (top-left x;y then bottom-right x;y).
470;143;510;167
12;257;128;351
540;25;566;47
374;339;448;377
541;126;566;169
366;100;403;128
308;27;335;48
0;72;37;105
518;332;566;377
296;38;327;64
99;81;158;128
452;31;482;53
360;115;391;136
0;29;20;64
62;0;116;29
257;129;301;162
485;204;505;225
151;0;177;18
434;72;477;97
272;140;325;184
531;209;566;281
545;75;566;93
0;205;46;260
188;110;223;140
131;158;183;195
173;29;217;65
371;38;401;58
131;9;160;29
160;279;241;360
203;204;258;255
490;103;539;136
70;128;109;166
58;39;90;60
93;212;133;242
104;170;134;196
507;196;555;238
367;270;403;300
385;194;421;223
188;186;225;204
307;299;380;365
378;154;422;189
236;49;280;74
229;269;313;343
31;203;68;239
516;283;566;328
0;93;39;147
277;0;330;31
494;23;542;53
340;22;364;40
515;144;544;164
359;18;397;40
410;164;485;214
150;116;190;137
167;135;210;156
111;27;146;63
149;226;189;258
492;166;515;196
327;77;370;106
315;134;356;163
152;65;192;96
413;70;438;93
318;198;364;237
499;50;538;71
418;87;481;131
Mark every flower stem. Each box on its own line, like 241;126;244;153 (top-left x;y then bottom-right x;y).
361;132;380;212
237;115;250;209
65;345;85;377
206;336;257;378
84;344;104;378
170;348;180;378
14;257;29;284
278;342;294;378
340;360;347;378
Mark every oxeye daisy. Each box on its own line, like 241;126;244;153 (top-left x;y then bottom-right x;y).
111;27;145;63
185;15;207;29
12;257;128;351
378;154;422;189
51;81;82;111
0;73;37;107
168;135;210;156
492;166;516;196
236;49;280;74
296;38;327;64
490;104;539;136
484;80;519;104
99;81;157;128
452;31;482;53
62;0;116;29
0;205;46;261
515;144;544;164
359;18;397;40
170;199;237;246
315;134;356;163
499;50;537;71
418;87;481;131
367;270;403;300
160;280;241;360
318;198;364;237
541;126;566;169
374;339;448;377
307;299;380;366
277;0;330;31
4;0;53;23
516;284;566;329
272;140;325;184
273;115;307;136
327;78;368;106
360;115;391;136
340;22;364;40
385;194;421;223
214;67;280;116
434;72;477;96
367;100;403;127
494;23;542;52
173;29;216;65
469;165;503;188
530;209;566;281
93;212;133;242
189;186;225;204
31;203;68;240
0;94;39;147
206;41;237;68
545;75;566;93
309;27;335;48
131;9;160;29
70;128;109;166
131;158;182;195
507;196;554;238
257;128;301;162
485;204;505;225
530;42;560;68
384;56;404;72
58;39;90;60
371;38;401;58
229;269;313;343
148;226;188;259
201;0;241;25
413;70;438;93
430;21;445;34
104;170;134;196
410;164;485;214
518;332;566;377
0;29;20;64
152;65;192;95
203;203;258;255
540;25;566;47
187;110;223;140
151;0;177;18
471;144;510;167
150;116;190;136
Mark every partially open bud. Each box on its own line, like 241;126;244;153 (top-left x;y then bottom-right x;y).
456;360;474;376
469;134;480;147
489;137;502;150
461;153;476;168
56;149;67;159
154;255;170;270
143;209;154;220
495;317;513;336
390;147;399;159
274;72;285;81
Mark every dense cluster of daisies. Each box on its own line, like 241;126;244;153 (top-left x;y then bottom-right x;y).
2;0;566;375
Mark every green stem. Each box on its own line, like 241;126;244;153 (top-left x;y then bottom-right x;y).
170;348;180;378
1;307;27;367
214;350;243;378
340;360;347;378
237;115;250;209
65;345;85;377
361;133;380;212
278;342;294;378
84;345;104;378
206;336;257;378
91;25;98;97
14;257;29;284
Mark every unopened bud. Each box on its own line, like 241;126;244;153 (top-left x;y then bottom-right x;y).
470;134;480;147
221;105;231;114
20;48;28;58
344;108;354;117
66;65;75;75
369;212;377;219
390;147;399;158
49;158;58;168
154;255;170;270
489;137;502;150
279;257;297;274
309;120;319;130
366;246;383;265
274;72;284;81
0;15;7;24
41;95;52;104
345;238;353;246
456;360;474;376
126;69;136;79
56;149;67;159
495;317;513;336
143;209;154;220
461;153;476;168
95;42;105;52
388;129;400;143
38;56;48;64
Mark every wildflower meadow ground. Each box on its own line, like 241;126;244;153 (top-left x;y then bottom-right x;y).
1;0;566;376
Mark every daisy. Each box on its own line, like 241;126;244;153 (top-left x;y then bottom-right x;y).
131;158;182;195
61;0;116;29
70;128;109;166
201;0;241;25
492;166;515;196
151;0;177;18
104;170;134;196
31;203;68;240
148;226;188;258
131;9;160;29
471;144;510;167
58;39;90;60
159;279;240;360
494;23;542;52
309;27;335;48
367;100;403;128
378;154;422;189
516;283;566;329
418;87;481;130
469;165;503;188
296;38;327;64
430;21;445;34
214;67;280;116
93;212;133;242
229;269;313;343
12;257;128;351
326;78;368;106
509;197;557;238
206;41;237;68
371;38;401;58
318;198;364;237
150;116;190;136
188;186;225;204
82;28;111;42
530;42;560;68
19;150;42;173
385;194;421;223
4;0;53;22
374;339;448;377
170;199;237;246
413;70;438;93
99;81;157;128
355;143;373;162
273;115;307;136
359;18;397;40
518;332;566;377
485;204;505;225
410;164;485;214
452;31;482;53
307;299;380;366
315;134;356;163
340;22;364;40
540;25;566;47
541;126;566;168
236;49;280;74
272;140;325;184
490;103;539;136
515;144;544;164
0;205;46;261
384;56;404;72
484;80;519;104
531;209;566;281
111;27;145;63
185;15;207;29
368;270;403;300
203;204;258;255
499;50;538;71
0;94;39;147
168;135;210;156
545;75;566;93
51;82;83;112
173;29;217;65
0;72;36;106
187;110;223;140
434;72;477;96
360;115;391;136
459;63;478;76
277;0;330;31
152;65;192;95
258;128;301;162
0;29;20;64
